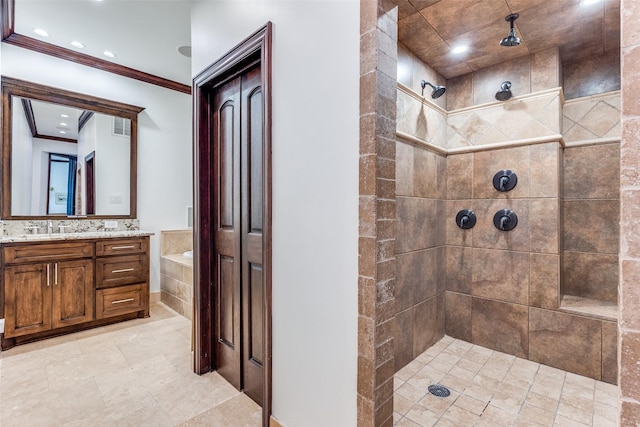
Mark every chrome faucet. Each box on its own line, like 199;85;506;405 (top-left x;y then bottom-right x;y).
48;221;54;234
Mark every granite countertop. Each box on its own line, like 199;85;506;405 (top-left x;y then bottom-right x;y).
0;230;154;243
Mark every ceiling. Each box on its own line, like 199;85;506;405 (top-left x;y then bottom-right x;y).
27;99;83;140
11;1;621;87
397;0;621;79
14;0;192;85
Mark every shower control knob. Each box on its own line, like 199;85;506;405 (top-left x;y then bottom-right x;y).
456;209;476;230
493;169;518;192
493;209;518;231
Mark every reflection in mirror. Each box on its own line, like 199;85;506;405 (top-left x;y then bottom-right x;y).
2;77;143;219
12;97;131;217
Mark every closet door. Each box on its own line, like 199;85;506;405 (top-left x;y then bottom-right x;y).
213;76;242;390
212;62;264;405
240;65;264;404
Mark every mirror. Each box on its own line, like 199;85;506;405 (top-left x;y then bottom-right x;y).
1;77;144;219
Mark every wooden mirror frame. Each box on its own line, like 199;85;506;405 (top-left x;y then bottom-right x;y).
1;76;144;219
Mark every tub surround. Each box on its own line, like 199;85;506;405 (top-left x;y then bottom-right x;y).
160;229;193;319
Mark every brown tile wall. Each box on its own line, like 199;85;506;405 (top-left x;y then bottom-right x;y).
446;47;620;109
358;1;399;425
563;50;621;100
444;142;618;385
397;42;446;110
446;48;561;110
394;140;446;372
620;0;640;422
562;143;620;303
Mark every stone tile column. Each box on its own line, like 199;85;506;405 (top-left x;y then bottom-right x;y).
620;0;640;424
358;0;398;425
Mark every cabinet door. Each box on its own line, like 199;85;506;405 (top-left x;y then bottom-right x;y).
52;259;94;329
4;263;52;338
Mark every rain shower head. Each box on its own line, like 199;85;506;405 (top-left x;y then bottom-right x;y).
495;81;513;101
421;80;446;99
500;14;521;47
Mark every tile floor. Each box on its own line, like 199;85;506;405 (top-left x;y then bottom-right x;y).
0;302;261;427
394;336;619;427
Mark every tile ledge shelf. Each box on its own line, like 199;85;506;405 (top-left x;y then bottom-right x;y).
396;130;563;156
397;130;620;156
162;253;193;268
559;294;618;322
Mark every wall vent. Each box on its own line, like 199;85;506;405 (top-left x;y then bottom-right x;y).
113;117;131;137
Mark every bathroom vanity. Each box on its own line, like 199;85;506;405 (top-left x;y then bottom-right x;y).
0;76;151;350
1;233;151;350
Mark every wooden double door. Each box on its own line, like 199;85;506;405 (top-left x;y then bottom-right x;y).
212;62;265;405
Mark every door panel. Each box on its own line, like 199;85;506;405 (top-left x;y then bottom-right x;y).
213;77;242;390
241;65;264;404
4;263;52;338
249;263;264;364
52;259;94;328
219;100;236;229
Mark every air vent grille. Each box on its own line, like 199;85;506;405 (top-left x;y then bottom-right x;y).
113;117;131;137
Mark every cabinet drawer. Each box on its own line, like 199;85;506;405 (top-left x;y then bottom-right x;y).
96;284;144;319
96;238;148;256
96;255;148;289
3;242;94;264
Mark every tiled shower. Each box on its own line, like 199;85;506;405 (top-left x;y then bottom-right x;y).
394;44;620;385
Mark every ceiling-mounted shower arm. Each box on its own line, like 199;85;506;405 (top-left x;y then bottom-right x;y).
500;13;521;47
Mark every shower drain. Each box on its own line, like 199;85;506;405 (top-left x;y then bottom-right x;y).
427;384;451;398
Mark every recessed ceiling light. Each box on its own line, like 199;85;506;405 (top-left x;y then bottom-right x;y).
582;0;601;5
61;114;69;118
60;122;68;126
103;51;116;58
33;28;49;37
452;45;469;54
177;45;191;58
71;41;85;48
60;131;67;134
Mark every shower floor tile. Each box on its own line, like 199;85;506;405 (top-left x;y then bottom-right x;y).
394;336;618;427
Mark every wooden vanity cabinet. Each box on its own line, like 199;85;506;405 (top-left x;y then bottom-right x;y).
95;238;149;319
1;236;150;348
3;242;94;338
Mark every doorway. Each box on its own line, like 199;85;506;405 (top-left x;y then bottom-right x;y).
193;23;272;426
46;153;77;215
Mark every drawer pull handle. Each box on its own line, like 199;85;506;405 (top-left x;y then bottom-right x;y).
111;268;135;274
111;245;136;250
54;263;58;285
46;264;50;287
111;298;135;305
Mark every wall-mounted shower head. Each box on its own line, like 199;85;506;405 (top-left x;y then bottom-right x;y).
421;80;446;99
500;13;521;47
495;81;513;101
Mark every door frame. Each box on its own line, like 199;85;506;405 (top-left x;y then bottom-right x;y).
192;22;272;426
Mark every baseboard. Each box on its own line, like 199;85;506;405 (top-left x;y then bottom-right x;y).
150;291;161;303
270;415;284;427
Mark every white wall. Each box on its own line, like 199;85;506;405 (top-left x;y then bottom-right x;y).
10;97;34;214
2;44;193;292
77;113;98;215
192;2;359;426
93;113;131;215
